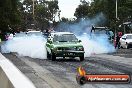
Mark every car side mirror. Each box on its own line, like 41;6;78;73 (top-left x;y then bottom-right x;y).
78;40;82;42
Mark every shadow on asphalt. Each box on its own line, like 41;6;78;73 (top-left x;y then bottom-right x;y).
53;58;81;62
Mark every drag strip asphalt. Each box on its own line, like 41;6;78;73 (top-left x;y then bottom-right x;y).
2;50;132;88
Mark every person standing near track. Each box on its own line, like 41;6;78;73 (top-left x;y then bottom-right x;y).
115;32;122;49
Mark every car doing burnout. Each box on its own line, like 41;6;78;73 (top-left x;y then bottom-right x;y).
120;34;132;49
46;32;85;61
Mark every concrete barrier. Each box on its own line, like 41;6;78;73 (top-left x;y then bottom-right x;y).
0;53;36;88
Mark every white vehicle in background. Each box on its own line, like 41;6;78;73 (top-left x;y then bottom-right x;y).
14;32;27;37
26;31;43;37
120;34;132;49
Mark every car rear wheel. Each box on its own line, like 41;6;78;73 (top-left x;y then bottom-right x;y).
119;42;122;48
120;45;123;49
51;52;56;61
125;44;129;49
80;54;84;61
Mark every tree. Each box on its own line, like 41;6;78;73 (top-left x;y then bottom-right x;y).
74;0;132;32
0;0;20;32
35;0;59;30
19;0;59;31
74;1;92;18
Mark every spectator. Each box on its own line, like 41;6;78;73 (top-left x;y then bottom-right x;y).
115;32;122;49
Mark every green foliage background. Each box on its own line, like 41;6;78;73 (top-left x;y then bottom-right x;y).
0;0;131;33
74;0;132;32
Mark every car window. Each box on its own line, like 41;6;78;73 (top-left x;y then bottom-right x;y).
15;33;26;37
53;34;78;42
126;35;132;39
27;32;42;36
93;30;106;34
121;35;126;39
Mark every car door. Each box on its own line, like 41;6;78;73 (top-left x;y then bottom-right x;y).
120;35;126;48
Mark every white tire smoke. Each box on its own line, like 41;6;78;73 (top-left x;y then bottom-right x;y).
78;34;115;57
1;35;47;59
1;33;115;59
1;13;115;59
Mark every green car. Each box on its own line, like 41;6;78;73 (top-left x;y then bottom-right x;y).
46;32;85;61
